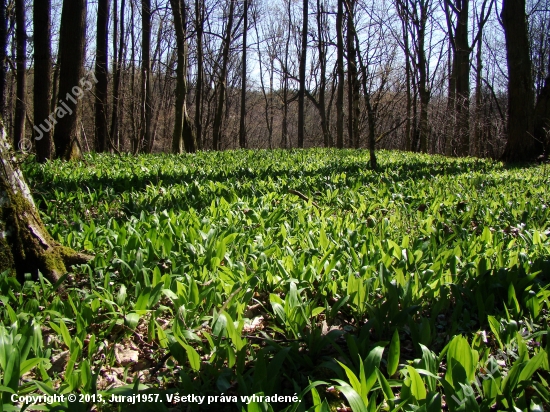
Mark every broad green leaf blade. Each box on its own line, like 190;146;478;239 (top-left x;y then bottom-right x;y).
387;330;400;376
334;381;368;412
406;365;427;401
183;344;201;372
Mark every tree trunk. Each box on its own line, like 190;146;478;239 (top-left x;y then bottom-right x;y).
398;2;412;151
417;1;430;153
346;0;360;149
500;0;539;162
53;0;87;160
354;31;376;169
110;0;125;151
140;0;152;153
170;0;196;154
474;23;483;157
455;0;470;156
33;0;52;162
238;0;248;149
130;1;139;153
336;0;344;149
0;121;91;281
280;0;291;149
212;0;235;151
0;0;7;119
194;0;204;150
534;48;550;154
445;39;456;156
95;0;109;153
315;0;330;147
297;0;307;148
14;0;26;152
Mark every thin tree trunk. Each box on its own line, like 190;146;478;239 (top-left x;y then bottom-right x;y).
130;0;138;153
0;0;7;119
398;3;412;151
346;0;360;149
445;38;456;156
281;0;291;149
316;0;329;147
33;0;52;162
170;0;196;153
297;0;307;148
110;0;125;151
140;0;152;153
417;1;429;153
50;57;59;114
455;0;470;156
212;0;235;151
336;0;344;148
472;0;492;157
253;10;274;149
534;47;550;155
195;0;204;150
354;27;376;169
239;0;248;148
95;0;110;153
14;0;26;151
53;0;87;160
474;26;483;157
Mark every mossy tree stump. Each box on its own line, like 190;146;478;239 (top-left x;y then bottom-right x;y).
0;121;92;282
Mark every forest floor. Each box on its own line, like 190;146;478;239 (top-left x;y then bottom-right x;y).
1;149;548;411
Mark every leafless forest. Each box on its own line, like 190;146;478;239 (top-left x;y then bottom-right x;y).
1;0;549;161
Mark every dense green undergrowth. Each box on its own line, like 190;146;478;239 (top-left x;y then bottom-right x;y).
1;149;549;411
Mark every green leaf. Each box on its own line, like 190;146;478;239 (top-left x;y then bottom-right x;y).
334;380;367;412
487;316;503;349
426;391;441;412
0;385;15;393
502;352;527;394
445;335;476;384
58;320;72;349
189;278;200;306
183;344;201;372
364;345;385;393
406;365;427;401
116;285;127;306
387;329;400;376
507;283;521;316
124;313;140;330
518;351;546;384
375;367;393;401
337;360;362;398
135;287;151;314
20;358;46;376
2;347;20;399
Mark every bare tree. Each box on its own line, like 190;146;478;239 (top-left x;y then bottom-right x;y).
140;0;152;153
500;0;540;161
110;0;125;151
53;0;87;160
0;0;7;120
170;0;196;153
95;0;110;152
346;0;360;148
13;0;25;151
336;0;344;148
239;0;248;148
212;0;236;150
34;0;52;162
307;0;331;147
